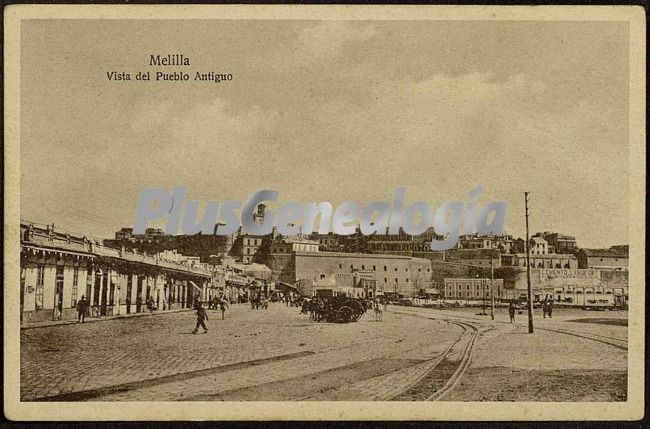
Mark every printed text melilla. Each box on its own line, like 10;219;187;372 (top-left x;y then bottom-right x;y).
149;54;190;66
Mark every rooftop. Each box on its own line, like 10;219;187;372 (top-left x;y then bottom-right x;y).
581;248;629;258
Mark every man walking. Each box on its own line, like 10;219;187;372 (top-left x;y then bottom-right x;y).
508;301;516;323
192;300;208;334
218;297;229;320
76;295;87;323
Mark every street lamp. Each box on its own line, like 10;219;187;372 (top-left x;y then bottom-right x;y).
490;256;495;321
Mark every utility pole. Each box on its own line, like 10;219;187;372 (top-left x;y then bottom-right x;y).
525;192;534;333
490;256;495;321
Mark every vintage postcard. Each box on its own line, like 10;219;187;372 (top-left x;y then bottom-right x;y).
3;4;645;421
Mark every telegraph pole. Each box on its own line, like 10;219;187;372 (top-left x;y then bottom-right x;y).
524;192;534;333
490;256;495;321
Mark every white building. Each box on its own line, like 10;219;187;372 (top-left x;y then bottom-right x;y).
529;236;549;255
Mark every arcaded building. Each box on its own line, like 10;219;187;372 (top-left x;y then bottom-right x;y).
20;221;213;325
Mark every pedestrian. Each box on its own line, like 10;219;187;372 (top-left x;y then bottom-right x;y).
546;300;553;318
219;298;229;320
76;295;87;323
192;301;208;334
508;301;516;323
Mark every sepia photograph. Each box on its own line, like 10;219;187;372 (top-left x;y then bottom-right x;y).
3;5;645;421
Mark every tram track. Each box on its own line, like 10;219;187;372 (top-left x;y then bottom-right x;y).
292;312;479;401
385;305;628;400
425;321;478;401
385;313;479;401
535;327;627;350
390;306;627;351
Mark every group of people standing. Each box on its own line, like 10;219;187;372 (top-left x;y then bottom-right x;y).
508;299;554;323
542;299;554;318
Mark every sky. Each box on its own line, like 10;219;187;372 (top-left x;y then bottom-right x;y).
20;19;630;247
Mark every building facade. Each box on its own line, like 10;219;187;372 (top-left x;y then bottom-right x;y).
359;227;444;255
529;236;549;255
456;233;515;254
499;266;628;306
20;222;213;325
577;247;629;271
272;239;319;254
501;253;578;269
443;278;504;301
274;251;434;298
538;232;578;254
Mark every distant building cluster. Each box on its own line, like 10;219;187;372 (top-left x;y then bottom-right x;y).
19;202;630;325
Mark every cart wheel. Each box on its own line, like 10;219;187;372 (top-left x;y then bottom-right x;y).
337;306;354;323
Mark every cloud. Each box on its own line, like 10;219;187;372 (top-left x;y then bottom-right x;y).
290;21;378;64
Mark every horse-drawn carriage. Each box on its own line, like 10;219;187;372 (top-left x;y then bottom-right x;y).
301;295;369;323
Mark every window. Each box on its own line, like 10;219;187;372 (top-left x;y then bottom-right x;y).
467;284;470;290
395;278;398;283
384;278;387;282
406;278;409;282
71;268;79;306
373;265;376;271
338;264;343;269
350;265;354;269
35;265;45;310
384;266;387;271
395;268;398;271
361;265;365;270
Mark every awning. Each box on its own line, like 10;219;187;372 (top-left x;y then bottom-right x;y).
226;277;247;286
276;281;299;292
188;280;203;293
22;244;95;259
